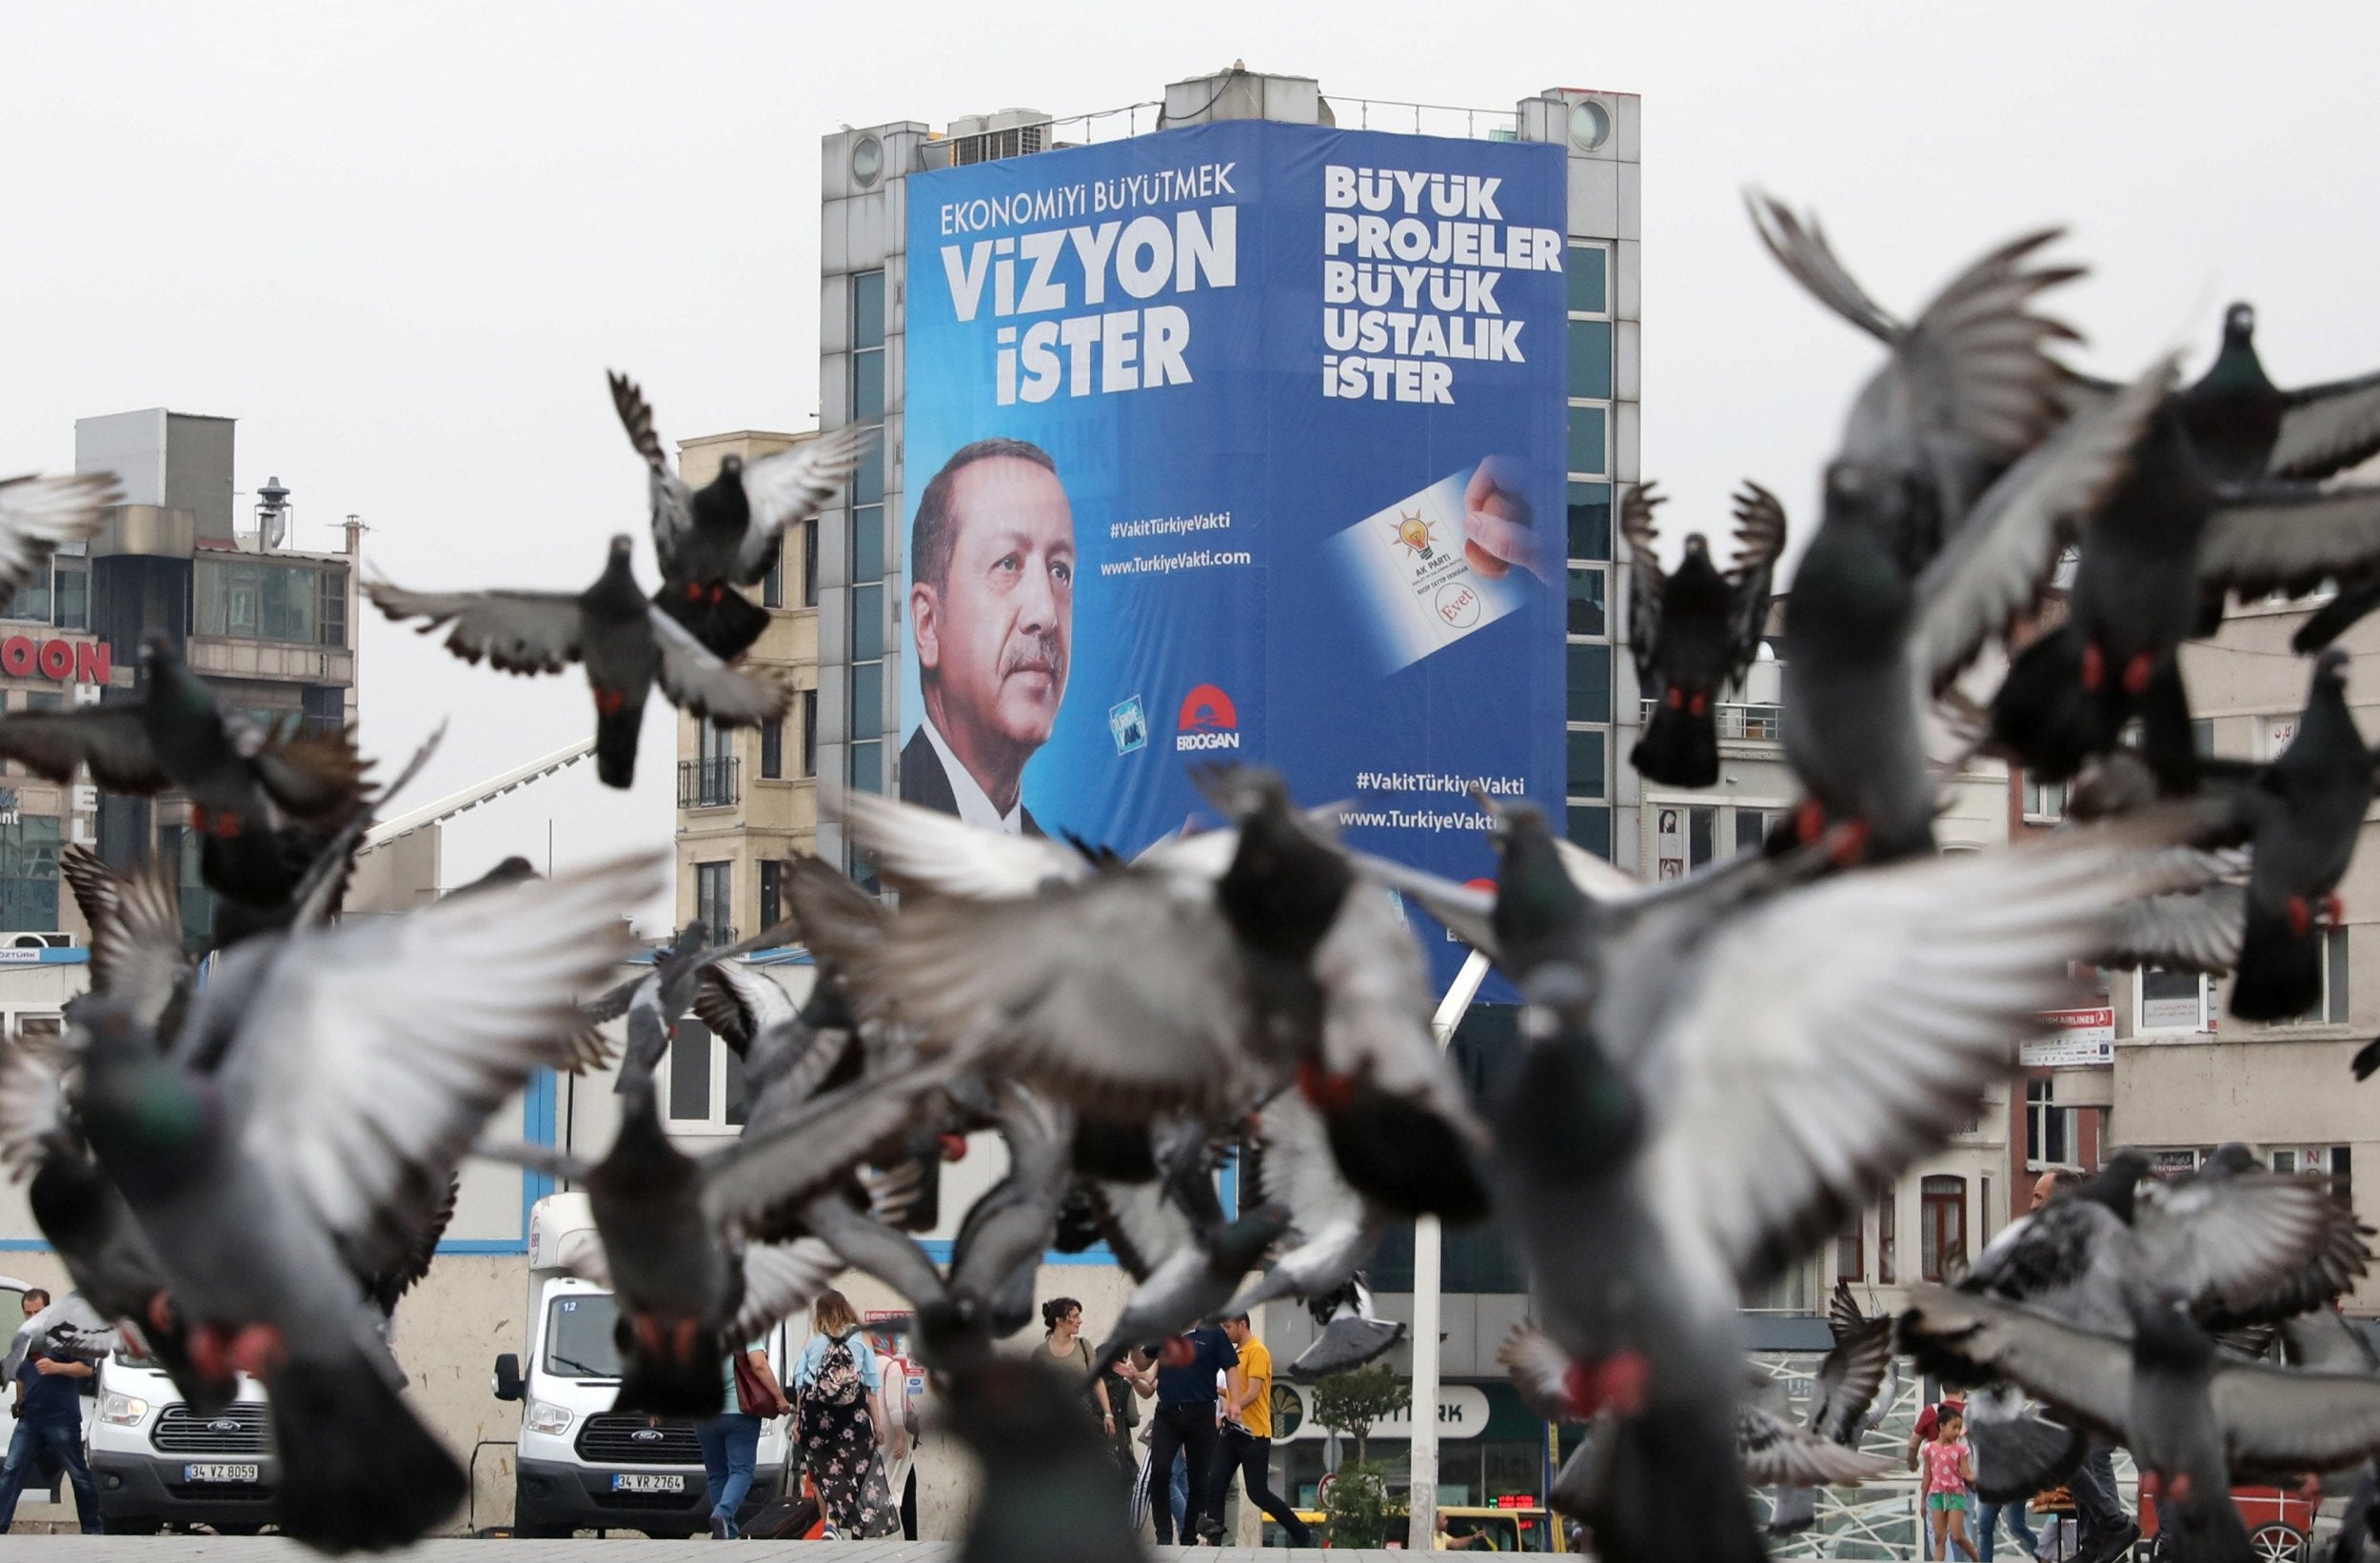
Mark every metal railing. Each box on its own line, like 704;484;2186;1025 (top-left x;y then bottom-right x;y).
1322;95;1520;141
677;757;739;809
1637;699;1783;742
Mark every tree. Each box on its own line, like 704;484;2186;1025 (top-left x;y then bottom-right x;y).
1311;1362;1409;1466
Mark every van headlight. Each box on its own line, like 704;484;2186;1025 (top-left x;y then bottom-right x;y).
98;1392;149;1427
526;1399;574;1435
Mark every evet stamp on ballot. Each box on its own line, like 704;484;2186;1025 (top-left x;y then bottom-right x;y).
1330;461;1536;674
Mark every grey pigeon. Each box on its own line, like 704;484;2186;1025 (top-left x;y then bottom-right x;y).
71;851;655;1553
0;471;119;600
1903;1285;2380;1563
367;534;789;789
1287;1273;1406;1379
1768;1280;1899;1534
610;372;868;659
0;639;374;909
1748;193;2083;576
1622;481;1786;788
1220;1086;1385;1317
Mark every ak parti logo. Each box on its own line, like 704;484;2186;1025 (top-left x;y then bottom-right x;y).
1175;683;1241;752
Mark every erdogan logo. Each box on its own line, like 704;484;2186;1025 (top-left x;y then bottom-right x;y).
1175;684;1241;752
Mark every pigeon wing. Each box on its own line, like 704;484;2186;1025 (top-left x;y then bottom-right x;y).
249;723;375;824
1223;1089;1378;1312
2099;881;2244;975
1724;482;1788;687
2271;367;2380;482
365;579;585;675
693;960;798;1058
1807;1309;1894;1444
731;425;873;580
608;372;697;572
836;784;1094;900
699;1055;969;1239
211;853;658;1272
0;1032;67;1177
1620;483;1668;684
64;847;187;1031
1352;854;1501;956
2196;483;2380;599
646;607;791;724
1745;195;1903;343
1910;355;2175;694
0;708;168;793
1740;1404;1898;1486
1312;884;1487;1141
1496;1324;1579;1422
729;1237;843;1341
1896;1285;2132;1438
0;473;117;602
1641;816;2215;1285
2138;1171;2373;1325
2211;1360;2380;1474
2279;1308;2380;1374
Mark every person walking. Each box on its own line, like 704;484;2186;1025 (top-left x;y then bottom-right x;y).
697;1336;787;1539
1923;1408;1979;1563
0;1297;100;1534
1211;1313;1313;1546
1147;1321;1236;1546
1041;1298;1119;1443
791;1290;900;1539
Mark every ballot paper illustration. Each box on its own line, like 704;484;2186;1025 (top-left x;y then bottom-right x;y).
1329;462;1536;675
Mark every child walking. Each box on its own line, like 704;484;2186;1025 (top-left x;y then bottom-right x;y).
1924;1409;1979;1562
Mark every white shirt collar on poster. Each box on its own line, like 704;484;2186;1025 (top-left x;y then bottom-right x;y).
921;713;1023;835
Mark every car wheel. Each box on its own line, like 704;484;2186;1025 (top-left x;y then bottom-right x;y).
2248;1523;2306;1563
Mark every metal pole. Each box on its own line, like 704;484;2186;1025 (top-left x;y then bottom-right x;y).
1408;946;1492;1552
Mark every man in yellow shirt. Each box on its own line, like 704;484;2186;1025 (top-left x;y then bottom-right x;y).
1215;1313;1314;1546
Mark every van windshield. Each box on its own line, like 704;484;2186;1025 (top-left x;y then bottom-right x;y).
543;1294;623;1380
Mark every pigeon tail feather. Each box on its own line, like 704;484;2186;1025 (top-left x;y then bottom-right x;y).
1970;1416;2085;1503
595;702;642;790
270;1348;466;1552
611;1342;731;1419
2230;900;2325;1021
1632;702;1721;790
1589;1404;1768;1563
654;583;769;663
1322;1089;1491;1223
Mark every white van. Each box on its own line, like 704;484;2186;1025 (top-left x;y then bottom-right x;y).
493;1194;791;1538
84;1347;272;1534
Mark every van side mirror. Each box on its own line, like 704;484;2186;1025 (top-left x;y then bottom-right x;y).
492;1353;524;1402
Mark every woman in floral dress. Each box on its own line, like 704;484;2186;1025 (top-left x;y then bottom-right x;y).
791;1290;900;1538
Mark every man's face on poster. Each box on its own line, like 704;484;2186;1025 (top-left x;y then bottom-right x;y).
918;455;1076;753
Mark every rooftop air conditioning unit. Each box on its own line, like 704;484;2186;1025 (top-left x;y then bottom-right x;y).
951;120;1049;167
9;932;73;950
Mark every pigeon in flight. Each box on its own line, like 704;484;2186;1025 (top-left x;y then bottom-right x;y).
367;534;790;788
69;851;659;1552
0;470;120;601
0;639;375;911
610;373;869;660
1622;481;1786;788
1747;193;2084;577
1286;1272;1406;1379
1766;1281;1899;1534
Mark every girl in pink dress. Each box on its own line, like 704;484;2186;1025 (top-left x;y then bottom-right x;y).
1924;1409;1978;1562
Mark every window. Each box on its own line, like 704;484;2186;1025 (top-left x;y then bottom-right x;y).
1566;729;1605;801
2136;965;2214;1033
2022;772;2067;822
760;860;783;936
1877;1185;1896;1283
801;689;818;778
763;549;783;609
801;520;819;608
2027;1078;2079;1168
1835;1204;1863;1282
0;815;60;930
1566;482;1611;562
319;567;347;648
194;559;322;642
1567;643;1611;722
1687;805;1716;870
1566;805;1611;860
2268;927;2350;1027
2192;718;2215;757
1980;1175;1993;1248
695;864;732;943
1566;406;1607;476
1920;1176;1967;1281
0;562;51;624
760;718;783;780
1733;809;1773;859
848;270;888;805
1567;566;1606;636
52;564;86;631
1565;243;1608;314
1567;320;1615;400
684;723;736;808
1565;242;1614;479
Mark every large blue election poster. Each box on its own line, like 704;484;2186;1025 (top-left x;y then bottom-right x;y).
901;120;1568;988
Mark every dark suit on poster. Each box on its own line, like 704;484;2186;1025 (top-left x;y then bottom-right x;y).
899;726;1044;838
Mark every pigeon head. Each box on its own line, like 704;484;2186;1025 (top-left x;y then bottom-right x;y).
2073;1150;2151;1222
138;639;209;719
2313;647;2351;693
1211;771;1354;959
2201;1142;2262;1177
2224;302;2256;346
1489;801;1591;960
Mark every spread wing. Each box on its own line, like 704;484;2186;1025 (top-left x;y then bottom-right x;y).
2099;881;2244;975
693;961;800;1058
836;784;1093;899
1725;482;1787;686
732;426;873;580
1351;855;1500;957
1808;1304;1894;1444
1642;818;2215;1284
2196;483;2380;599
250;724;375;824
700;1055;971;1241
729;1237;844;1340
1740;1404;1898;1486
0;708;168;792
61;846;187;1031
2211;1360;2380;1473
2272;367;2380;482
608;372;696;571
1621;483;1668;684
208;854;658;1274
365;578;585;675
0;1032;68;1177
2138;1171;2373;1325
1910;355;2175;694
648;607;790;724
1497;1324;1579;1421
1896;1285;2132;1439
0;472;118;602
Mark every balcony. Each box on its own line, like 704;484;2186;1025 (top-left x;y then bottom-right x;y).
678;758;740;809
1637;700;1781;742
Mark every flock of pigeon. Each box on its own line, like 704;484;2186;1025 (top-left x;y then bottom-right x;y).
0;189;2374;1562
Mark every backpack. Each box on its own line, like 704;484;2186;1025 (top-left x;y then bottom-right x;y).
813;1334;864;1409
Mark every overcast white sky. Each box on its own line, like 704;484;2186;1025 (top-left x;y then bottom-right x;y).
6;2;2377;927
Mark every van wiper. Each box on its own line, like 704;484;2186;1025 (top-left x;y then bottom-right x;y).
548;1354;614;1378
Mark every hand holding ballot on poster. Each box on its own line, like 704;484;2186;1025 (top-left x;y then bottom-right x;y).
1459;455;1553;584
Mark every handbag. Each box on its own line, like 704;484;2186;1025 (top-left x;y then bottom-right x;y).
734;1350;789;1417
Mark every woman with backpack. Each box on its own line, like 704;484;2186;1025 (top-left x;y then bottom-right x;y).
1041;1297;1137;1487
791;1290;900;1539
